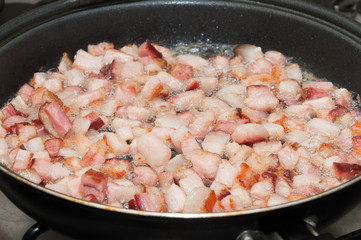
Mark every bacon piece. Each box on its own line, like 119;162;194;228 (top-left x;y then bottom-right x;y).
305;118;340;137
214;120;237;134
236;163;258;189
232;123;269;144
202;132;230;156
191;149;222;179
333;162;361;180
18;83;34;104
81;145;106;170
133;166;158;186
129;193;157;212
141;75;163;101
44;138;62;157
244;85;279;111
80;169;108;203
165;183;186;213
73;49;104;74
138;42;162;58
334;88;351;109
250;180;274;200
278;145;300;170
157;71;184;92
168;90;205;112
233;44;263;64
1;104;17;118
111;59;143;81
179;173;204;195
88;42;114;56
2;115;26;133
265;50;287;66
103;48;133;65
136;134;171;170
101;158;131;179
248;58;272;74
12;149;34;171
115;83;136;106
170;64;194;81
188;111;215;141
43;102;72;138
277;80;302;105
175;55;209;70
84;111;104;130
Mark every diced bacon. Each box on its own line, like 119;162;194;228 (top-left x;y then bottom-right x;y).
188;111;215;141
155;114;189;129
103;48;133;65
285;64;302;81
175;54;209;70
16;124;37;143
115;83;136;106
253;141;282;156
140;75;163;101
88;42;114;56
64;69;86;87
191;149;222;179
275;179;292;198
285;104;315;120
44;102;72;138
157;71;185;92
138;42;162;58
44;138;62;157
81;146;106;170
79;169;108;203
263;123;285;140
179;173;204;195
129;193;157;212
248;58;272;74
245;85;279;111
230;56;247;79
18;169;42;184
214;160;238;188
303;96;334;112
202;132;230;156
168;90;205;112
72;88;106;109
165;183;186;212
132;166;158;186
277;80;302;105
183;187;211;213
31;72;47;88
214;120;237;134
73;49;104;74
2;115;26;131
137;133;171;170
126;106;151;122
333;162;361;180
232;123;269;144
101;158;131;179
171;127;200;159
170;64;194;81
191;77;218;94
1;104;17;118
12;149;33;171
58;52;72;73
334;88;352;109
23;137;44;153
107;180;139;203
103;132;129;157
32;151;51;181
86;78;111;93
250;180;274;200
278;145;300;170
305;118;340;137
292;174;321;189
84;111;104;130
233;44;263;64
267;194;289;206
111;59;143;81
218;195;244;212
69;117;90;136
265;50;287;66
18;83;34;104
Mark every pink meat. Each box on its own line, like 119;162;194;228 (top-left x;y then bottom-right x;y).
115;83;136;105
1;104;17;118
278;145;300;170
129;193;157;212
18;83;34;104
2;115;26;132
138;42;162;58
165;183;186;212
73;49;104;74
133;166;158;186
80;169;108;203
140;75;163;100
191;149;222;179
233;44;263;64
168;90;205;112
244;85;279;111
84;111;104;130
88;42;114;56
44;138;62;157
188;111;215;141
248;58;273;74
232;123;269;144
44;102;73;138
12;149;33;171
265;50;287;66
250;180;274;200
333;162;361;180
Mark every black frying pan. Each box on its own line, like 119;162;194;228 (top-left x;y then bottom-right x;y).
1;1;361;240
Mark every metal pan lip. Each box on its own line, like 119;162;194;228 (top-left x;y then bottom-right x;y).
1;162;360;219
0;0;361;219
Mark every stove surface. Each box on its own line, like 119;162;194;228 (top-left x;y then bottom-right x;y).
1;0;361;239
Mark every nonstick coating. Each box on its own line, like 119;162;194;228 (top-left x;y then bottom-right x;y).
0;1;361;239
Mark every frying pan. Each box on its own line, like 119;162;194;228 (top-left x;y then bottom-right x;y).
1;0;361;239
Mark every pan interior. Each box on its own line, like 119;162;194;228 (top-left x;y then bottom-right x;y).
0;0;361;218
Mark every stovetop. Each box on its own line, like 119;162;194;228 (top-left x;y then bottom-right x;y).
1;0;361;239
